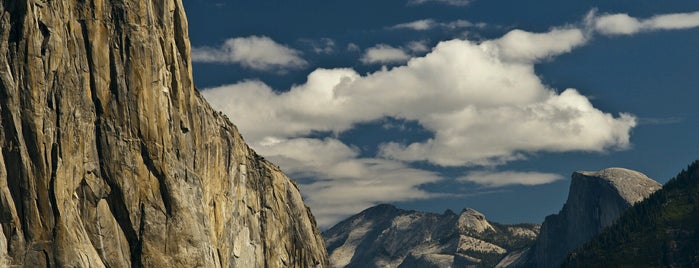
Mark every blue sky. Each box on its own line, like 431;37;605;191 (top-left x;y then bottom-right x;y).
183;0;699;228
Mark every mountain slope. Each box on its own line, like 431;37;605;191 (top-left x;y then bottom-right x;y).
563;160;699;267
0;0;328;267
323;204;539;268
507;168;661;268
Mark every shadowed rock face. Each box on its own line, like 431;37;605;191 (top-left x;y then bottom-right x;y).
515;168;661;268
0;0;328;267
562;161;699;267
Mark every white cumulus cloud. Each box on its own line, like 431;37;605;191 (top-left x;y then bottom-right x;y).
191;35;307;71
480;28;588;63
459;171;564;187
203;26;635;225
200;10;699;226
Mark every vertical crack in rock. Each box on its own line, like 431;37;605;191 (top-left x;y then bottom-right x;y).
139;140;171;216
0;0;329;267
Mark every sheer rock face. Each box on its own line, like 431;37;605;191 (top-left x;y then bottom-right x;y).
562;161;699;267
520;168;661;268
0;0;328;267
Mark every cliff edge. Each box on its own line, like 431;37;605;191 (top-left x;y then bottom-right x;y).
0;0;328;267
563;161;699;267
513;168;660;267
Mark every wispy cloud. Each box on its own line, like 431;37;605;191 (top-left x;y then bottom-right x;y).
389;19;476;31
360;44;412;64
299;38;336;54
408;0;471;7
446;20;481;29
359;41;432;65
589;10;699;35
191;35;306;71
253;137;441;228
390;19;438;30
346;43;361;52
405;40;431;53
459;171;564;187
637;117;683;125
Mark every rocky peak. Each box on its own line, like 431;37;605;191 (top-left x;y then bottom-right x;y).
324;205;539;268
573;167;661;205
0;0;328;267
562;161;699;267
458;208;495;234
514;167;661;268
365;203;401;215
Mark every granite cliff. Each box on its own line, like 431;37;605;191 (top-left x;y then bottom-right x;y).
563;161;699;267
323;204;539;268
507;168;661;267
0;0;328;267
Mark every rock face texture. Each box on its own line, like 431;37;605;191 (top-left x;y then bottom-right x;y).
563;161;699;267
0;0;328;267
511;168;661;268
323;204;539;268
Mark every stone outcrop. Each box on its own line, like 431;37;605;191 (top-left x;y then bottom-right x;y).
508;168;661;268
399;253;454;268
323;204;539;268
563;161;699;267
0;0;328;267
457;208;495;234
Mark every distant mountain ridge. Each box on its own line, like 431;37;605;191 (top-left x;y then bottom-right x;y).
324;167;663;268
323;204;539;267
563;160;699;267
